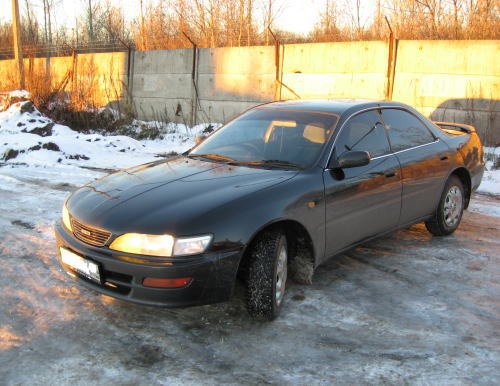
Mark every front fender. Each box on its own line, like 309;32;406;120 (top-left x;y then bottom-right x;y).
197;170;326;265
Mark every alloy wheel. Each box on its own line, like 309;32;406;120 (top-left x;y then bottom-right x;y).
443;185;463;227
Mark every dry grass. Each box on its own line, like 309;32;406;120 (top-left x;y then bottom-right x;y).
0;54;134;134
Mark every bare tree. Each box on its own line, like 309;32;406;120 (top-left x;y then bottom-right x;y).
23;0;39;44
246;0;253;46
102;0;127;42
3;0;499;56
310;0;344;42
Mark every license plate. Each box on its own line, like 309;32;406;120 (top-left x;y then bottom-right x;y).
60;248;101;283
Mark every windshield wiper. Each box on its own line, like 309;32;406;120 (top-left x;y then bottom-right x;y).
189;154;302;169
188;153;236;163
255;159;303;169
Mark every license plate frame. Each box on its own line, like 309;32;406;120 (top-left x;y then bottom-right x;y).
60;247;101;284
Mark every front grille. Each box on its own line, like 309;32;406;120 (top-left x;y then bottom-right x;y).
71;217;112;247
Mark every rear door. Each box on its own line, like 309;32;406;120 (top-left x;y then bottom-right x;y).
323;109;402;259
380;108;452;225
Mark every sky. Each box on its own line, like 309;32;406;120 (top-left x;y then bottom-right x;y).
1;0;376;36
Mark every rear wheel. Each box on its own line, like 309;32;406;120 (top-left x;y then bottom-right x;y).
425;175;465;236
246;230;287;320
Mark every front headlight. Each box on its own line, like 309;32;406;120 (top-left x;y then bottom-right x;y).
109;233;212;257
62;204;73;232
110;233;175;257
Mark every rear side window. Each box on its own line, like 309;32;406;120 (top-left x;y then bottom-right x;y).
381;109;435;152
335;110;390;158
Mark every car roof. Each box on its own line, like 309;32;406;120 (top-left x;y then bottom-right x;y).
258;99;408;116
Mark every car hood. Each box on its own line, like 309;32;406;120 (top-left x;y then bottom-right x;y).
67;156;297;234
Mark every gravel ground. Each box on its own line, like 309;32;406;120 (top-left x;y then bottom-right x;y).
0;166;499;385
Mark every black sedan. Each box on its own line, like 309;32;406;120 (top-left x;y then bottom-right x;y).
55;99;485;320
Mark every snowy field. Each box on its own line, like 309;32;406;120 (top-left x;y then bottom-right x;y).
0;94;499;384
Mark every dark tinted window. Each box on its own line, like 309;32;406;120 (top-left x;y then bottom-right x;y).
381;109;435;152
335;110;390;158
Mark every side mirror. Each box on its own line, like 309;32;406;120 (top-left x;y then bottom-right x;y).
195;135;207;146
337;151;371;168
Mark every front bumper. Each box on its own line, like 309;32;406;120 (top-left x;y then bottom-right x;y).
54;221;242;307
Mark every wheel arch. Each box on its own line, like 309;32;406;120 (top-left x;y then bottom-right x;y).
449;167;472;209
237;219;316;276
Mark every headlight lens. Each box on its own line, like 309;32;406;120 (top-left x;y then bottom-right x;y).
62;204;73;232
110;233;175;257
109;233;212;257
173;235;212;256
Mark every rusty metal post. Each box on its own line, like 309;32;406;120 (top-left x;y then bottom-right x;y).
268;27;281;101
268;28;300;100
183;31;199;127
385;17;398;101
55;42;77;94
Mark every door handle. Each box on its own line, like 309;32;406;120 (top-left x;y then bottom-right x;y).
385;172;397;178
440;156;449;161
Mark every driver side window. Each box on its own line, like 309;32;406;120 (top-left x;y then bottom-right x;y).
335;110;390;158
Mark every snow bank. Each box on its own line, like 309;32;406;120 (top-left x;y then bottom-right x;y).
0;89;32;112
0;98;220;170
477;147;500;196
7;90;31;99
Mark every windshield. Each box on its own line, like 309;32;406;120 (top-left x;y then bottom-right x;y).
189;109;338;168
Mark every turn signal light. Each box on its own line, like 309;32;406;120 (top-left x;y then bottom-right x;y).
143;277;193;288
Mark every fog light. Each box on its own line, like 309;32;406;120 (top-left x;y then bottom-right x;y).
143;277;193;288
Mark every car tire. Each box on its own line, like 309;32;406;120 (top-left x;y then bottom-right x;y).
246;229;288;321
425;175;465;236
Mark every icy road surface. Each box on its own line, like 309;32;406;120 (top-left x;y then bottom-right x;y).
0;164;499;385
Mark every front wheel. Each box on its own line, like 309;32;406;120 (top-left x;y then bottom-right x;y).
425;175;465;236
246;230;288;320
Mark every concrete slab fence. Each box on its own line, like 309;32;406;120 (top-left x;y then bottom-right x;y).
1;40;499;144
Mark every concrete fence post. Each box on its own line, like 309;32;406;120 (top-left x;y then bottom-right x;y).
117;38;134;107
128;49;135;106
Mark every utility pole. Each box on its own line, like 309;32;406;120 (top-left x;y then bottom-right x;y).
12;0;25;89
140;0;145;49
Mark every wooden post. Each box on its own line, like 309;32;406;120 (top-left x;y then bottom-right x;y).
12;0;25;89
